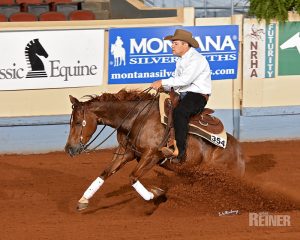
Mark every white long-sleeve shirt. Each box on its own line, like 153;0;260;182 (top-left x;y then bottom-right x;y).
161;47;212;95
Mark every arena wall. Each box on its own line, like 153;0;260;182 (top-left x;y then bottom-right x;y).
240;13;300;140
0;9;299;154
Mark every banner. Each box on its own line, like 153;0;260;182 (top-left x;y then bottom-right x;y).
265;23;276;78
243;22;277;80
279;21;300;76
108;25;239;84
0;29;104;90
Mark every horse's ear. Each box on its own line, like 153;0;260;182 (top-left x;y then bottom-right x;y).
69;95;79;105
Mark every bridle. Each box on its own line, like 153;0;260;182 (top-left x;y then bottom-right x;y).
79;109;87;144
70;103;105;153
69;104;87;152
71;87;159;155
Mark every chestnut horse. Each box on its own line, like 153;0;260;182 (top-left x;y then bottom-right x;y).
65;89;245;210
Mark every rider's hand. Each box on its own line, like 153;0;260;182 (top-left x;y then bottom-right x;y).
151;80;162;90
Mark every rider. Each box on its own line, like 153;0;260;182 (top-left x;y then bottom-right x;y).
115;36;123;47
151;29;212;163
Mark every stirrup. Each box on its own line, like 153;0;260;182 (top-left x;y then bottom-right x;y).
160;156;182;165
161;139;179;157
169;157;182;164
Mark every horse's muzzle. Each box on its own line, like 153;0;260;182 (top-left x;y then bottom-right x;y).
64;144;83;157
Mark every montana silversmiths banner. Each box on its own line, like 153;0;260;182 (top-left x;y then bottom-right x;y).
0;29;104;90
108;26;239;84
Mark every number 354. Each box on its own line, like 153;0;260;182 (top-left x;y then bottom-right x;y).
211;135;225;147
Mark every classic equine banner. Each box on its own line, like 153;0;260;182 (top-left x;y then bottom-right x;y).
108;25;239;84
0;29;104;90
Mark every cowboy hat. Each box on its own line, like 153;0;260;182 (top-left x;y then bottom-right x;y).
164;29;199;48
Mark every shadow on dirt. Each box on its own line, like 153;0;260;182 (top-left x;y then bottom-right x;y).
246;154;276;175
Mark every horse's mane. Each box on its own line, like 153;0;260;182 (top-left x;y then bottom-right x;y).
84;89;157;103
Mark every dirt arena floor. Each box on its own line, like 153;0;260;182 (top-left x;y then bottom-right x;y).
0;140;300;240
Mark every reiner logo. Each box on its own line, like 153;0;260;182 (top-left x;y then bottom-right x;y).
25;39;48;78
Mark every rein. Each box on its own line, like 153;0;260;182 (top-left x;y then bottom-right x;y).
79;87;158;154
115;89;159;156
130;91;159;147
84;125;107;150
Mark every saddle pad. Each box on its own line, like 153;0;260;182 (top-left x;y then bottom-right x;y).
159;93;227;148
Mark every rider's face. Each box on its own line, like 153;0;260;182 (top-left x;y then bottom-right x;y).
171;40;189;57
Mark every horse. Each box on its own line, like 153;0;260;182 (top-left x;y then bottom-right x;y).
25;38;48;78
110;43;126;66
65;89;245;210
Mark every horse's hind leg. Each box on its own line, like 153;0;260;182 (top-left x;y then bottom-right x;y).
77;145;135;210
129;150;164;201
211;135;245;177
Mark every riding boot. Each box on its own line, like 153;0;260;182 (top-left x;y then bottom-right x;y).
160;88;180;158
170;150;186;164
161;127;179;157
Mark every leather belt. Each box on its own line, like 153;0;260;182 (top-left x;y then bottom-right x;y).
180;92;209;102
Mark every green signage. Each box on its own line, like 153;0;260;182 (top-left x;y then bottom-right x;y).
265;23;276;78
279;22;300;76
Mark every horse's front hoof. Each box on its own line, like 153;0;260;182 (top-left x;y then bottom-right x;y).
77;196;89;211
150;186;165;199
77;202;89;211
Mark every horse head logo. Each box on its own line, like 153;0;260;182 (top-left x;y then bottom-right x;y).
25;39;49;78
111;36;126;67
280;32;300;54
